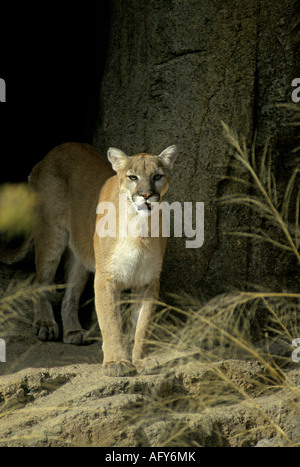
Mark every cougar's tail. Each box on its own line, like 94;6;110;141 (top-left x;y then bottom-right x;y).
0;232;33;265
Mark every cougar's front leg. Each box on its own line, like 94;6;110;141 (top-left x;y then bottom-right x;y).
132;280;160;367
94;272;136;376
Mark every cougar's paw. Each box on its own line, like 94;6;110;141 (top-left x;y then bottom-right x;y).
103;361;137;377
33;322;59;341
133;357;160;375
63;329;87;345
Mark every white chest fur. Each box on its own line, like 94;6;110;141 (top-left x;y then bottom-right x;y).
109;237;163;288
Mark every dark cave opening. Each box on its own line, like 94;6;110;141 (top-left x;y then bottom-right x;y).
0;2;111;183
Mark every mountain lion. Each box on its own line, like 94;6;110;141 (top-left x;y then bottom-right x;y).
5;142;178;376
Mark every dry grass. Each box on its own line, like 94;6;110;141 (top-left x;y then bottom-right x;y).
0;276;66;340
220;121;299;261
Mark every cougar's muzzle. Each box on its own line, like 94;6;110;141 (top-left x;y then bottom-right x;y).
131;192;160;212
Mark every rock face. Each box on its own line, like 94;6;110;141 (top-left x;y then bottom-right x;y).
93;0;299;297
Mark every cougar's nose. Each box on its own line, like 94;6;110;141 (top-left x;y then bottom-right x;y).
140;192;153;200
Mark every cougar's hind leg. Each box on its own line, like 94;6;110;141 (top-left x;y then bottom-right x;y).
33;222;68;341
62;250;89;345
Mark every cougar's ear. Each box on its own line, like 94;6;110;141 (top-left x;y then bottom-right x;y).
107;147;129;172
157;145;178;170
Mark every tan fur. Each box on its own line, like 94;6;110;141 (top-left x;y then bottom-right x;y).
28;143;113;344
94;146;177;376
20;142;177;376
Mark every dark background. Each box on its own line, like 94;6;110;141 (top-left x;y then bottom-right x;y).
0;2;110;183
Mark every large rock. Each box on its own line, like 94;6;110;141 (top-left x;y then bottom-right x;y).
0;357;299;447
93;0;299;297
0;269;299;447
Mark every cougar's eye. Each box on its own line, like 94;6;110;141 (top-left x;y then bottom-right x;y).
153;174;162;181
128;175;138;181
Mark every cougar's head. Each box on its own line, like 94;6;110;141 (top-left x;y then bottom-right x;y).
107;145;178;214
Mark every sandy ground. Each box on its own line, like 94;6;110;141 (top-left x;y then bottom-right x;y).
0;265;299;447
